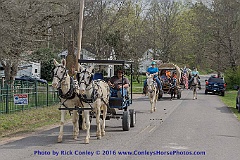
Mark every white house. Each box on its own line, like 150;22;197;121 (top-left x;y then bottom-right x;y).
58;48;95;60
139;49;163;73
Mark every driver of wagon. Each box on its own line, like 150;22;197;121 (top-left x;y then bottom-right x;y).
108;69;129;98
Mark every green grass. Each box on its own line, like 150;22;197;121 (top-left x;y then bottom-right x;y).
220;91;240;120
0;105;71;139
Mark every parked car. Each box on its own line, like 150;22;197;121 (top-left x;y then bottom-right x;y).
205;76;226;96
15;76;47;84
236;86;240;113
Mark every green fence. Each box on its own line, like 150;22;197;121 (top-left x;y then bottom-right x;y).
0;80;59;114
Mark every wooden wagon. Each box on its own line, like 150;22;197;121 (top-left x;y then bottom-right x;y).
157;63;182;99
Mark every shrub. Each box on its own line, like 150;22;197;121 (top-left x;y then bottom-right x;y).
224;66;240;89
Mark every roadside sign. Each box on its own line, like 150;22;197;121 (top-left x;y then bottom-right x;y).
14;94;28;105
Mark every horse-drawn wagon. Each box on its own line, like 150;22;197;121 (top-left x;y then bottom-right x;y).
52;59;136;143
78;59;136;131
158;63;182;99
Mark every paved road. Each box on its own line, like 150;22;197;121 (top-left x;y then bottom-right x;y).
0;75;240;160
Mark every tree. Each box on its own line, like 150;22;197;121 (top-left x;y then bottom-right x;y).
145;0;182;63
0;0;76;81
29;48;60;81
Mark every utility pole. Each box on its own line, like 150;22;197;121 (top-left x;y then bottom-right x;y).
76;0;85;72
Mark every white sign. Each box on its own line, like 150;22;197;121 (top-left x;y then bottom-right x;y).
14;94;28;105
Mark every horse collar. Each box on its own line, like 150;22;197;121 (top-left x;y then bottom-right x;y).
58;77;76;99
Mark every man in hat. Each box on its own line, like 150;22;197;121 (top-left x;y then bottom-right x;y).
108;69;130;98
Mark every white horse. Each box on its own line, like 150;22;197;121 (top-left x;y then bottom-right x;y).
52;59;91;144
146;74;159;113
78;65;110;140
192;75;198;100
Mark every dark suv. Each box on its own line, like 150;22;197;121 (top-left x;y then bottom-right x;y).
205;76;226;96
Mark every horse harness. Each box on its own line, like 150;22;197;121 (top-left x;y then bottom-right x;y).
147;79;158;94
54;66;82;115
77;70;110;109
53;65;76;100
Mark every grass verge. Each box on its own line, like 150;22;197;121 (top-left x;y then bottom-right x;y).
0;105;71;139
220;91;240;120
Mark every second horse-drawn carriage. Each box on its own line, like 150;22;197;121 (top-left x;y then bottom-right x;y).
158;63;182;99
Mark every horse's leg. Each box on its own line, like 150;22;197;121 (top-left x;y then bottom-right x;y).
170;89;173;100
95;99;102;139
149;94;154;113
154;90;157;112
193;87;196;99
173;90;175;98
101;104;107;136
72;110;79;140
83;110;90;144
151;101;154;113
82;111;87;130
195;87;197;99
58;108;65;143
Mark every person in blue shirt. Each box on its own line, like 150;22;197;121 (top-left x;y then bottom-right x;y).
143;61;162;94
189;67;201;89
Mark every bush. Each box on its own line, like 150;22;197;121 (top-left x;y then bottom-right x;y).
224;66;240;89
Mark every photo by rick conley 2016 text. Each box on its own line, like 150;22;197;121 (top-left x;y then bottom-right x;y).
33;150;206;156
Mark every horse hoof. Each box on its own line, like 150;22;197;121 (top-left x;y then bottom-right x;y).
97;136;101;140
73;136;78;140
57;138;62;143
101;131;105;136
85;139;89;144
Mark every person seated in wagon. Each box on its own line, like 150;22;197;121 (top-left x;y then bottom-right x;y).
108;69;130;98
143;61;162;94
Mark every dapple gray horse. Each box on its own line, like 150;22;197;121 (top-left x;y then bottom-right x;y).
52;59;91;143
78;65;110;140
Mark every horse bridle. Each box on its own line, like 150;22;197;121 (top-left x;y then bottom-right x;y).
78;69;93;88
147;79;156;93
53;65;68;83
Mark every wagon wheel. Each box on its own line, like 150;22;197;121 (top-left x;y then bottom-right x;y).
122;111;130;131
129;109;136;127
